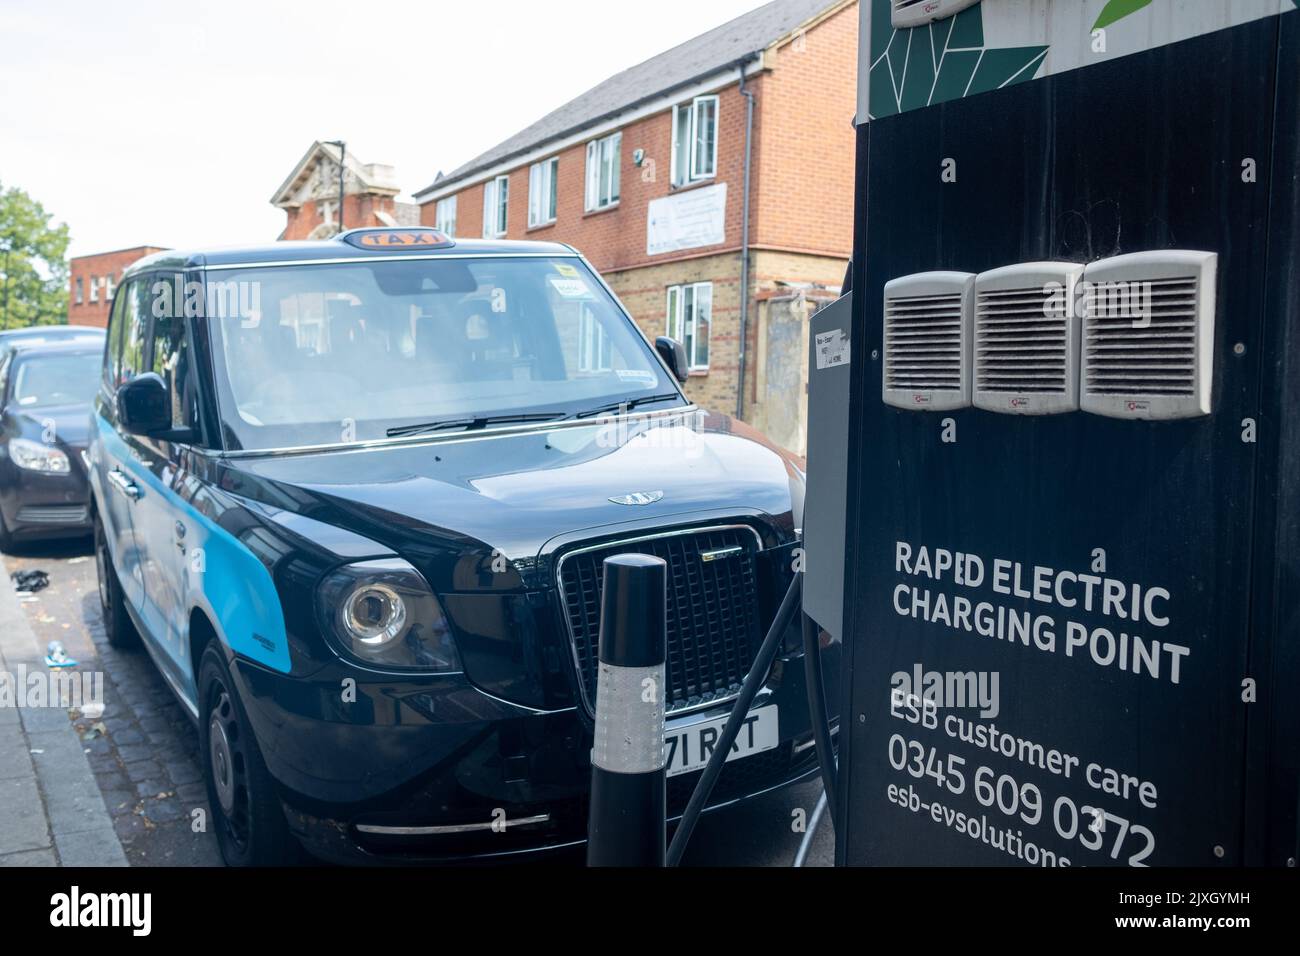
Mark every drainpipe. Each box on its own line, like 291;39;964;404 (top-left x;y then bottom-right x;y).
735;56;757;421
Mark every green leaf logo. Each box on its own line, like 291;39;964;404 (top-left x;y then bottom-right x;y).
1093;0;1154;31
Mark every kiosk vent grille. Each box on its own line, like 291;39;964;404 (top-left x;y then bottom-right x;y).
884;292;965;392
882;271;974;411
891;0;980;28
975;285;1069;395
972;262;1082;415
1083;277;1200;397
1079;250;1216;420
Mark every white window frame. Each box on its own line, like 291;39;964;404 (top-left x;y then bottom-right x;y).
483;174;509;238
584;132;622;211
528;157;558;227
104;274;114;300
577;305;612;372
435;195;457;236
75;277;83;305
666;281;712;371
671;95;719;188
89;275;98;303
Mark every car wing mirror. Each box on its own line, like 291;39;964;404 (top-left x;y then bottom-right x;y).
116;373;192;442
654;336;690;384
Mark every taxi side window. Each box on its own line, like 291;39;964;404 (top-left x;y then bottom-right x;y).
105;281;131;388
147;273;195;431
119;278;150;384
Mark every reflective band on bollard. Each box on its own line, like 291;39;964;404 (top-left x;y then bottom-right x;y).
587;553;667;867
592;662;665;774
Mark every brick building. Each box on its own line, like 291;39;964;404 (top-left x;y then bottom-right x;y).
413;0;857;451
273;141;419;240
68;245;169;328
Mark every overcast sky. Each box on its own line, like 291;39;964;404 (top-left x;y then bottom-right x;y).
1;0;767;258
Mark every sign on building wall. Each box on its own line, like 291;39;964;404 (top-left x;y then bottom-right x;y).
647;183;727;256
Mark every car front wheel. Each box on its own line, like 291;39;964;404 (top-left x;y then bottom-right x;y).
95;514;139;649
197;643;299;866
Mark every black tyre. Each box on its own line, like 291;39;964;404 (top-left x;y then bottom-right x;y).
94;513;139;649
197;643;299;866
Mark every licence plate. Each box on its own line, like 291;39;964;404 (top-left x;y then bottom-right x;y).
664;706;778;778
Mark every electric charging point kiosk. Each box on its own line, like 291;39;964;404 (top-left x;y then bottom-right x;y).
808;0;1300;868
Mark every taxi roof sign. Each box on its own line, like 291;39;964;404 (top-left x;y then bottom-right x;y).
341;228;454;251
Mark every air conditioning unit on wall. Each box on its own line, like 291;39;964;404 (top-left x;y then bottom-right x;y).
1079;250;1218;420
882;271;974;411
973;262;1084;416
891;0;981;29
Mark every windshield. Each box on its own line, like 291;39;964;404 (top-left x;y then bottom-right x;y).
206;256;682;451
10;352;102;409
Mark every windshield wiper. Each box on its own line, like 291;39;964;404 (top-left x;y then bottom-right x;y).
386;412;566;438
387;393;683;437
570;393;684;420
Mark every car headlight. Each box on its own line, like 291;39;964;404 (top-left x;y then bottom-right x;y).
9;438;70;474
317;558;460;672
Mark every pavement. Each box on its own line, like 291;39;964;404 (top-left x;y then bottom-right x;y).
0;541;220;866
0;546;125;866
0;537;832;868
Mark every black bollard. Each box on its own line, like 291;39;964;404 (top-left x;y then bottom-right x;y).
587;553;667;867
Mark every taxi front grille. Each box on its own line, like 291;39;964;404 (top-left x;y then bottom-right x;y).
558;526;763;716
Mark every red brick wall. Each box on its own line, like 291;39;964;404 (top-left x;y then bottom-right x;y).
280;193;402;241
418;2;857;272
67;246;168;328
750;1;857;257
421;81;762;274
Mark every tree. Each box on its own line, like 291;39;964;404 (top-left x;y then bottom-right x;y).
0;181;71;330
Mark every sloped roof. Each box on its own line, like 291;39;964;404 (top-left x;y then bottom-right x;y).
414;0;843;199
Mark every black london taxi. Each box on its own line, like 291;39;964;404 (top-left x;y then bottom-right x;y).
89;227;834;865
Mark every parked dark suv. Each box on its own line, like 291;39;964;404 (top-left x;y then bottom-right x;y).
90;227;834;865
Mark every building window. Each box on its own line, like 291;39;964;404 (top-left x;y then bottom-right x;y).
528;158;559;227
89;276;99;303
585;132;621;211
319;200;337;226
578;305;612;372
435;196;457;236
483;174;509;237
665;281;711;371
104;274;114;300
75;277;83;305
671;95;718;187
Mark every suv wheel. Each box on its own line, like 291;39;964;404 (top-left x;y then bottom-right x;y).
95;514;139;649
197;643;299;866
